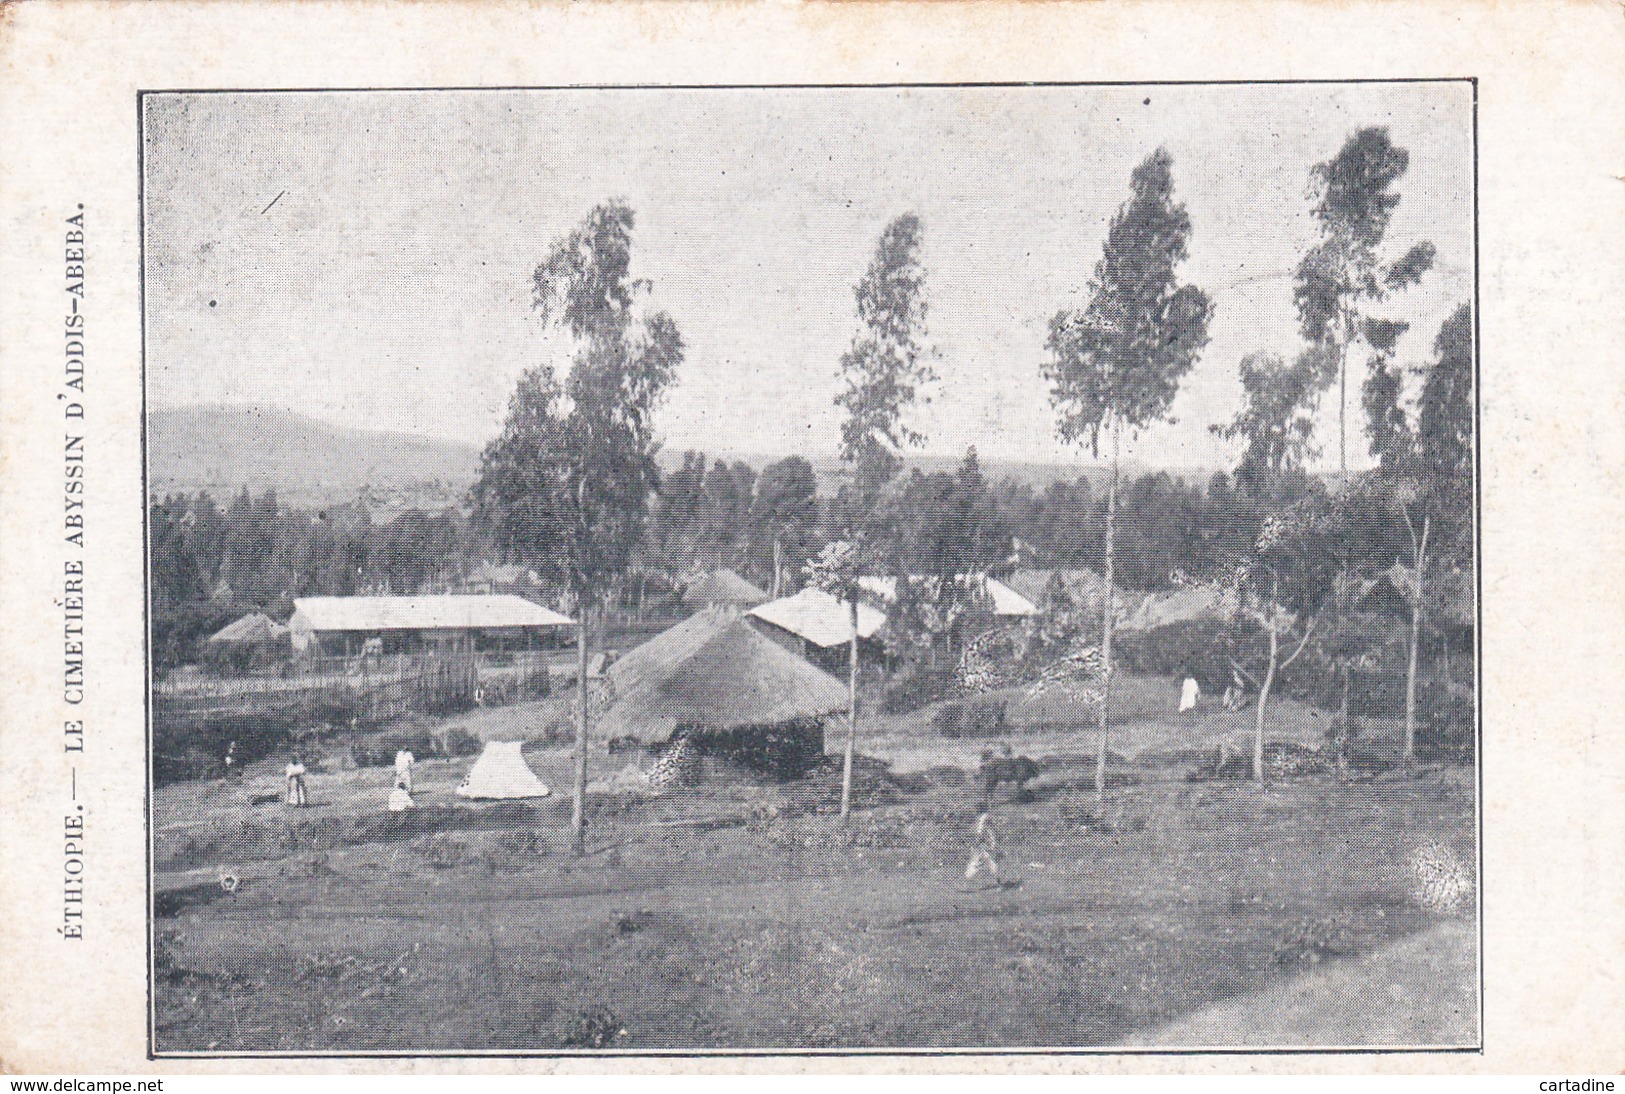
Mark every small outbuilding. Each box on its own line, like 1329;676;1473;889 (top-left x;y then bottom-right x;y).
747;587;888;673
203;611;290;672
207;612;289;646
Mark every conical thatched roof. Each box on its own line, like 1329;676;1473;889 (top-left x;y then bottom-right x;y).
682;569;770;608
602;608;846;742
207;612;288;644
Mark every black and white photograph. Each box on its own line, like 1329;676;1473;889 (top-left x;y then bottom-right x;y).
142;83;1478;1055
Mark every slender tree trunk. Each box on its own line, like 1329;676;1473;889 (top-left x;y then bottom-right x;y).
1096;418;1119;805
772;535;784;599
841;596;859;819
1255;625;1278;784
572;604;589;856
1404;603;1421;769
1337;663;1352;779
1404;515;1430;770
1338;343;1348;485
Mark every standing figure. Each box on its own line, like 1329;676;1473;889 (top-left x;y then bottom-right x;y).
394;747;415;793
1223;667;1246;712
964;811;1001;885
1180;675;1201;713
223;740;238;780
285;754;308;807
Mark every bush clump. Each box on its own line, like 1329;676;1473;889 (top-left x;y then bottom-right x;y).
561;1006;624;1049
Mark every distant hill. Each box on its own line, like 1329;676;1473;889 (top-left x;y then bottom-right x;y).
148;405;481;507
148;403;1221;508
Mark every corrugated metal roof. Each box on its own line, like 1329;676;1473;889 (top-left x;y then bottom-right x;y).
747;588;885;648
290;595;574;632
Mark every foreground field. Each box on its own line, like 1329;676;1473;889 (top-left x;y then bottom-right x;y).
153;681;1475;1052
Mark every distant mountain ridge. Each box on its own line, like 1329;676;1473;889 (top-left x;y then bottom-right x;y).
148;403;1221;506
148;405;482;504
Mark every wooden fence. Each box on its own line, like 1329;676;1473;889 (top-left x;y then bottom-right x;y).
153;649;555;723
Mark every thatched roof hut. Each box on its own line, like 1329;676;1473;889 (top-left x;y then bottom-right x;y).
601;608;847;745
681;569;771;610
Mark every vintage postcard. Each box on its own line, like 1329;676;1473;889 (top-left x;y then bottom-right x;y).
1;0;1621;1077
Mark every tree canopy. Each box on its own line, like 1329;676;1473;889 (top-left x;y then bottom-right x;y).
1293;127;1437;475
1044;147;1213;451
473;202;683;606
835;213;937;514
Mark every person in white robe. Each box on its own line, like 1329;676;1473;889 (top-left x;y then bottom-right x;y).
394;748;415;793
387;777;415;812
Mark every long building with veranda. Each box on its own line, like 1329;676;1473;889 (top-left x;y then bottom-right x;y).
288;594;576;656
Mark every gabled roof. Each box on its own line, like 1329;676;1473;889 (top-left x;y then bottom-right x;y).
857;575;1039;618
1005;568;1134;610
207;612;288;644
290;595;574;632
1120;584;1237;632
747;587;886;648
682;569;770;608
603;608;847;740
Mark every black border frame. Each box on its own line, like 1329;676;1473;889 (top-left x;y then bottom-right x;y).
140;78;1484;1061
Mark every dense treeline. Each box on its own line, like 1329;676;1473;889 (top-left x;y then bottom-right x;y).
148;454;1435;670
151;465;1319;610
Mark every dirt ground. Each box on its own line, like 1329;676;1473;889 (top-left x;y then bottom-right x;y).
152;676;1476;1052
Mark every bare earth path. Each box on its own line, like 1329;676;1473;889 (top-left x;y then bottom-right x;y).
1131;919;1477;1047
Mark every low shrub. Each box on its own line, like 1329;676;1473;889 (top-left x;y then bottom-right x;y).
933;698;1008;738
439;726;484;757
561;1006;624;1049
479;829;548;871
410;833;471;870
1272;915;1360;966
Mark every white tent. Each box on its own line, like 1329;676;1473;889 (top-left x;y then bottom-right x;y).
455;741;551;800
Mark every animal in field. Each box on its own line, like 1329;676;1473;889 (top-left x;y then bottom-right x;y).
979;745;1040;801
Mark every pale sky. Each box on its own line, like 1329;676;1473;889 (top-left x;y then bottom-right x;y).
143;83;1473;472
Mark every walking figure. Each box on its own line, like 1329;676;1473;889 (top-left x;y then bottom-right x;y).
223;740;239;780
964;811;1001;885
285;754;308;807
